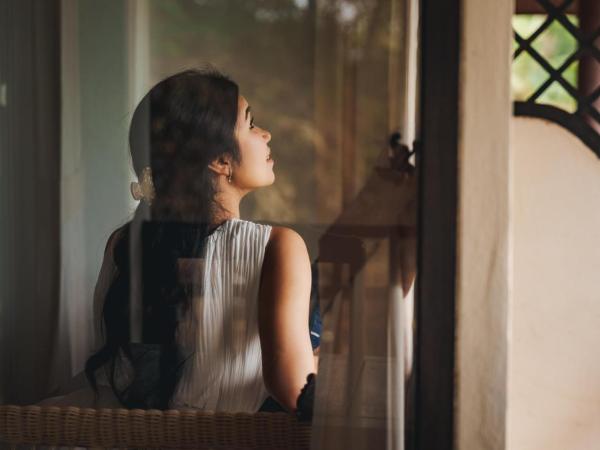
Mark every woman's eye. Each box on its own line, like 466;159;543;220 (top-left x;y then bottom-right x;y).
249;118;255;129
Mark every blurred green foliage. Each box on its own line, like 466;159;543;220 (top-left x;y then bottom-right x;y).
512;14;580;112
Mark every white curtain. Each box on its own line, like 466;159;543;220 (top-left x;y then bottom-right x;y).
50;0;136;392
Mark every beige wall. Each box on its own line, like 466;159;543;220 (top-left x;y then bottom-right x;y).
455;1;513;449
508;117;600;449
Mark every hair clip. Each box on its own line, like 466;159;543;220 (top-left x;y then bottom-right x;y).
130;166;156;204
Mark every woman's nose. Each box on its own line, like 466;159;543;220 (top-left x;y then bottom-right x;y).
263;129;271;143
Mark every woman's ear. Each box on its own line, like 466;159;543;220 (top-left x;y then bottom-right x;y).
207;156;231;176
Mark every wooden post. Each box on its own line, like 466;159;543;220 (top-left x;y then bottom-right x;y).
578;0;600;133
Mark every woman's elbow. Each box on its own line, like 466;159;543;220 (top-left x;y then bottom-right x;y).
263;370;309;413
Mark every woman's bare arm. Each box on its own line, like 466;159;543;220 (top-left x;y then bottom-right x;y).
258;226;316;413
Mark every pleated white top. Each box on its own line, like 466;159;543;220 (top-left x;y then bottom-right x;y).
171;218;272;412
40;216;273;411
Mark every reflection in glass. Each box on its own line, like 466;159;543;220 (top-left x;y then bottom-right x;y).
0;0;419;449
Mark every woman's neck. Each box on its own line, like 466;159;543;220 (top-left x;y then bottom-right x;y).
211;188;244;226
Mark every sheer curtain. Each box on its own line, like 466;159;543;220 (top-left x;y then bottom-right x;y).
0;0;61;404
51;0;134;391
309;0;420;449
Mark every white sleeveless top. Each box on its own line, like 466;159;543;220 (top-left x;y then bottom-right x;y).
171;218;272;412
92;217;273;413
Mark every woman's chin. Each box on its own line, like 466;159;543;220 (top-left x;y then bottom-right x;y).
266;172;275;185
248;177;275;191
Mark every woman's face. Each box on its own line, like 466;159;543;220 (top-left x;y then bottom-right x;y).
232;95;274;190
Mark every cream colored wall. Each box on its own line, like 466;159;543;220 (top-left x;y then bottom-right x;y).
455;1;513;449
509;116;600;450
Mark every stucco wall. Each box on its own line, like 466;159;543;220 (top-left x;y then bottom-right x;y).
455;1;513;448
508;116;600;449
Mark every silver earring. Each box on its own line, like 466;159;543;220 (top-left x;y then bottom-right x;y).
227;170;232;183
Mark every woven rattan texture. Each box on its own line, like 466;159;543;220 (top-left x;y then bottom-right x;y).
0;405;311;449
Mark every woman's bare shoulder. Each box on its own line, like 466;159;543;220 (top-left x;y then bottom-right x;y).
262;226;310;285
268;225;305;244
266;226;309;262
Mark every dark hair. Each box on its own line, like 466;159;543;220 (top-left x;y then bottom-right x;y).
85;68;241;409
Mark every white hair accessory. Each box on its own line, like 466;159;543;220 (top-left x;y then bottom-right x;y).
130;166;156;204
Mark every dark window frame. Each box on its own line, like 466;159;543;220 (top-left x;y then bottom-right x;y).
413;1;460;449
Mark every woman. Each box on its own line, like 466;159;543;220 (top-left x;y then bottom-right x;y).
83;68;319;414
